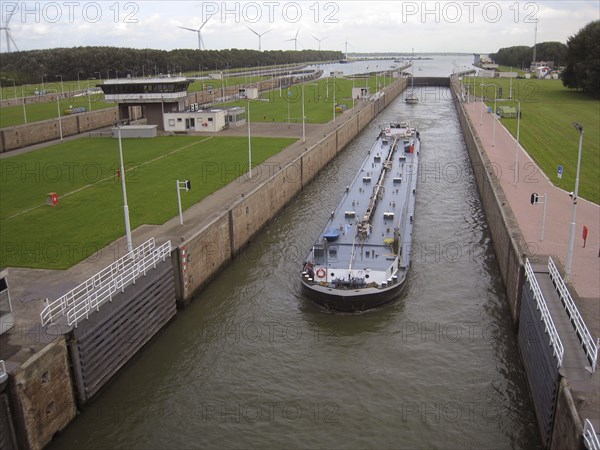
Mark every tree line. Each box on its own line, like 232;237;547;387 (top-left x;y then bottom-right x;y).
0;47;344;85
490;41;568;69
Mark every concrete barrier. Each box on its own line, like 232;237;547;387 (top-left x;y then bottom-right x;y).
7;338;77;450
0;107;118;153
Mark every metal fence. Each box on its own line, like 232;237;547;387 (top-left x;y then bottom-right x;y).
525;259;564;367
584;419;600;450
40;238;171;327
548;257;598;372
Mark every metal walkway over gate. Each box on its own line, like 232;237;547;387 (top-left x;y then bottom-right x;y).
523;257;599;448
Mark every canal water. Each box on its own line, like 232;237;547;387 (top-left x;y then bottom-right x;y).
50;60;542;449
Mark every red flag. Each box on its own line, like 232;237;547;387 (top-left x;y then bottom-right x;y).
582;225;588;248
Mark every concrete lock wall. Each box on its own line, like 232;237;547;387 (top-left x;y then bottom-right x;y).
450;78;526;321
7;338;77;450
177;79;404;303
0;108;118;153
449;78;584;449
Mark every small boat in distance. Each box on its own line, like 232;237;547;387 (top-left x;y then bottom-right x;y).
301;122;421;312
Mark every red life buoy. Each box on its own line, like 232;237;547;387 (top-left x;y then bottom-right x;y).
316;268;326;278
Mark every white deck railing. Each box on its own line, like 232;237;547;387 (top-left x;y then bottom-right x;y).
583;419;600;450
525;259;564;367
40;238;171;328
548;257;598;372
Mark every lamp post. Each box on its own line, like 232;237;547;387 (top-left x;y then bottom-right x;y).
56;75;64;95
482;83;497;146
41;74;46;92
117;125;134;253
480;80;484;125
513;99;521;185
301;83;306;142
95;71;101;82
21;85;27;123
332;74;336;123
565;122;584;278
48;89;64;142
247;99;252;178
7;79;16;99
87;78;94;111
77;71;82;91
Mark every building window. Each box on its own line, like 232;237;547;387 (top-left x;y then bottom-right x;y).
208;117;213;122
177;118;182;122
190;118;195;127
169;119;175;126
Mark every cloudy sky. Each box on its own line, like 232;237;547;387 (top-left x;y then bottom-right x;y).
1;1;598;54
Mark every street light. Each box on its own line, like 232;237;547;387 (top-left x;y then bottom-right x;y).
95;71;102;81
247;100;253;178
7;79;16;100
481;83;497;146
48;89;63;141
332;74;336;123
41;73;46;91
77;71;83;91
513;99;521;185
117;125;134;253
301;83;306;142
565;122;584;278
56;75;64;95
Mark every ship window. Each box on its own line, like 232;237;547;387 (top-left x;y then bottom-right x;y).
329;248;337;257
365;274;370;279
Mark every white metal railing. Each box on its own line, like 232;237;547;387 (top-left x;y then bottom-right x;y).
548;257;598;372
0;360;5;377
525;259;564;367
40;239;171;327
584;419;600;450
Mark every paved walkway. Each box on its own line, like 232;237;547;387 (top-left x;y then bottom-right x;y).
463;102;599;301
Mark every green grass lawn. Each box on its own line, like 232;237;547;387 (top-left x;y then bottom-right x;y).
0;93;113;128
0;135;296;269
465;77;599;204
218;76;389;123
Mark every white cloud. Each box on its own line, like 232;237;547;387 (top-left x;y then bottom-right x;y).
1;0;597;53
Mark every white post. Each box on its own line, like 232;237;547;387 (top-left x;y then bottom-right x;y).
541;193;547;241
514;100;520;185
301;84;305;142
492;86;497;147
480;81;484;125
22;86;27;124
247;100;252;178
333;75;336;123
565;124;584;278
176;179;183;225
118;126;134;252
56;96;63;142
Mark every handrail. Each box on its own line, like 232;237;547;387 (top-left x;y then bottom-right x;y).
548;257;598;372
583;419;600;450
525;259;564;367
40;239;171;327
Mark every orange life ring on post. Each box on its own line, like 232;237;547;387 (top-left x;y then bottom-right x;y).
385;128;390;134
316;268;326;278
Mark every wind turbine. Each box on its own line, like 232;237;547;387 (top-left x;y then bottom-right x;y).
178;17;210;50
285;28;300;51
313;35;328;51
1;8;19;52
247;26;271;51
